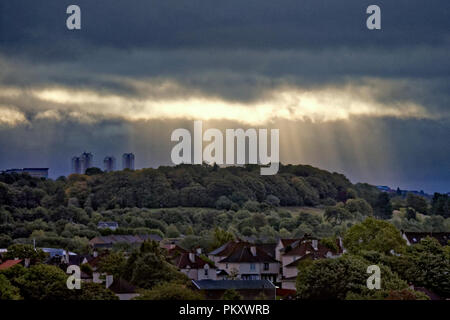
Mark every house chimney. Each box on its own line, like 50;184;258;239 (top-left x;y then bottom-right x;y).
65;250;70;264
312;240;318;251
24;258;30;267
196;247;202;255
105;275;114;288
189;252;196;263
93;250;98;258
250;246;257;256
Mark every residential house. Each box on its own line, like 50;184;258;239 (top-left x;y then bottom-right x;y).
172;251;218;280
192;279;276;300
208;241;279;282
278;236;344;290
89;234;162;249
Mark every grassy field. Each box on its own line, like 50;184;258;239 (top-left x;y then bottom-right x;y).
282;206;325;217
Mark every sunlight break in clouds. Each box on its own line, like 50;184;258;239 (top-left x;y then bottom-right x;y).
31;84;433;125
0;105;28;126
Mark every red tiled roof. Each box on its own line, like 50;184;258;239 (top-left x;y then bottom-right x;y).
280;239;301;247
219;245;278;263
173;252;215;269
0;259;22;270
283;238;338;257
276;288;297;297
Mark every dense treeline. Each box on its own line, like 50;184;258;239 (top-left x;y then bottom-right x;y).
0;164;449;253
0;164;360;210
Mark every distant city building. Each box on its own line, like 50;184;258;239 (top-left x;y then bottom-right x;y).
81;152;93;173
71;156;82;174
122;153;135;170
2;168;49;179
103;156;116;172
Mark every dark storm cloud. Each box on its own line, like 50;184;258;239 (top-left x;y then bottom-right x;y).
0;0;449;192
1;0;449;52
1;0;449;108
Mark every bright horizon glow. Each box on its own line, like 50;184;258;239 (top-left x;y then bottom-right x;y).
24;84;434;125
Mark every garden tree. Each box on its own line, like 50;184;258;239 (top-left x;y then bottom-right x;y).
0;274;21;300
296;254;408;300
406;193;429;214
383;237;450;298
374;192;393;219
324;203;352;226
346;288;429;300
345;198;373;216
343;217;406;255
135;282;203;300
75;282;118;300
210;227;235;251
97;252;127;279
124;240;188;289
130;253;188;289
12;264;73;300
222;289;242;300
385;289;429;300
4;244;48;264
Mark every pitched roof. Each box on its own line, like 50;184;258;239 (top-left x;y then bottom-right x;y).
257;243;277;258
192;279;275;290
218;244;278;263
173;252;215;269
282;237;339;257
208;241;242;256
284;251;330;267
279;238;301;247
166;244;189;258
89;234;162;246
0;259;22;270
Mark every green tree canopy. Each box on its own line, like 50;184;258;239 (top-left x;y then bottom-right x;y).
135;282;203;300
343;217;406;255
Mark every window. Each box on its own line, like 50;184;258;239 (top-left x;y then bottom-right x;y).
204;268;208;276
226;263;228;269
264;263;269;271
250;263;255;270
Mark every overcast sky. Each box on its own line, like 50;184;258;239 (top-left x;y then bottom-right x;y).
0;0;449;193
